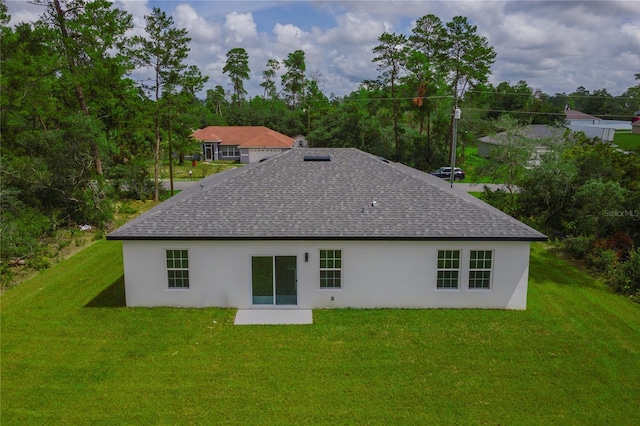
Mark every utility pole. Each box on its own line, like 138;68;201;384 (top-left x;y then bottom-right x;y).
307;104;311;147
450;107;461;188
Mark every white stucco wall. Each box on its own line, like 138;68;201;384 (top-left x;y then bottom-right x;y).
567;124;615;141
121;240;532;310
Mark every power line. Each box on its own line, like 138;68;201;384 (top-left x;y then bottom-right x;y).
333;97;638;119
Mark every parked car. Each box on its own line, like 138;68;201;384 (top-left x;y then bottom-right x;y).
430;167;465;180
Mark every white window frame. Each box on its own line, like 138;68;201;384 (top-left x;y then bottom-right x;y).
319;249;342;289
220;145;240;157
166;249;190;289
468;250;493;290
436;249;461;290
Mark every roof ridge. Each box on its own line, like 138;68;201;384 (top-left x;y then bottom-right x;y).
107;148;546;241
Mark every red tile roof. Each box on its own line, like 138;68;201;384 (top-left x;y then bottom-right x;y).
191;126;294;149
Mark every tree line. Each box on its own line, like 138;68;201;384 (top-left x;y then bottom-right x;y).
1;0;639;286
480;121;640;300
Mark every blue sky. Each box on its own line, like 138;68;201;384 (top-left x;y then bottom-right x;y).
6;1;640;99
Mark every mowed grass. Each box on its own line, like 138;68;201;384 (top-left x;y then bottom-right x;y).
1;242;639;424
460;145;493;183
613;130;640;152
157;160;242;180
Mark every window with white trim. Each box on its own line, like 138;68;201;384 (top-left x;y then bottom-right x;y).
469;250;492;289
320;249;342;289
220;145;240;157
436;250;460;289
166;249;189;289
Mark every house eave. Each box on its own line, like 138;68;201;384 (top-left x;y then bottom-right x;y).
106;235;548;242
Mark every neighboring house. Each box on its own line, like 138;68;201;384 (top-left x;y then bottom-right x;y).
478;124;565;161
107;148;546;310
191;126;295;164
565;109;630;141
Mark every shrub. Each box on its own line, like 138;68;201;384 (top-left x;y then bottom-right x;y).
57;239;71;251
0;209;51;261
26;256;51;271
562;236;594;259
480;187;519;217
117;202;139;215
586;247;618;272
73;180;114;226
108;162;155;200
605;248;640;299
0;265;15;290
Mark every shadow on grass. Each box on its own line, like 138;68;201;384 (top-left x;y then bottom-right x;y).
85;275;126;308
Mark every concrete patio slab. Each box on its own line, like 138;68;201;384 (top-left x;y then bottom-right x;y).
234;309;313;325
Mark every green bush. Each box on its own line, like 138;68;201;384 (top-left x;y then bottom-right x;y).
586;247;618;272
117;202;139;215
26;256;51;271
563;236;595;259
0;209;51;261
108;162;155;200
605;248;640;299
73;180;114;226
0;265;15;290
93;229;105;241
480;187;519;216
57;239;71;251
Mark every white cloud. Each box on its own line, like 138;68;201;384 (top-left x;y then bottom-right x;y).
316;12;389;45
621;23;640;46
175;4;219;43
4;0;639;98
617;52;640;71
273;23;312;51
224;12;258;44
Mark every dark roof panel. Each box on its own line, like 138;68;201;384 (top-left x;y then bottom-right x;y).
107;148;547;241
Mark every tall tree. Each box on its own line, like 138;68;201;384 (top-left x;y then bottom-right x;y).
260;58;280;99
0;21;60;139
408;16;450;164
206;85;227;117
373;32;407;161
410;14;447;76
443;16;496;107
443;16;496;159
32;0;133;175
162;65;207;194
223;47;250;107
281;50;306;107
132;7;191;202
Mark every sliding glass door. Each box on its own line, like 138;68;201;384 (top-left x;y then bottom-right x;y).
252;256;297;305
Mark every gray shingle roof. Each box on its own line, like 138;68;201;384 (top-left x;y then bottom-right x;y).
107;148;547;241
478;124;565;145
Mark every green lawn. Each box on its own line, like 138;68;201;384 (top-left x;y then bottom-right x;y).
157;160;242;180
460;145;493;183
613;130;640;152
1;241;639;424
